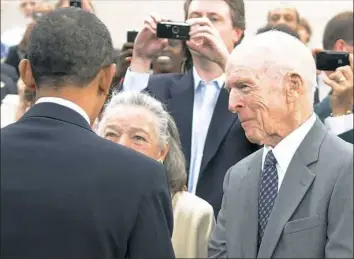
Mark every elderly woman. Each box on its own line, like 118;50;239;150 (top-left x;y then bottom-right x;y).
97;91;215;258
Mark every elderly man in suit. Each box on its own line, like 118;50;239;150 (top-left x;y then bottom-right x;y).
208;31;353;258
1;8;174;259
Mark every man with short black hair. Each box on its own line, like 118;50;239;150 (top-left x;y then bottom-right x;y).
1;8;175;259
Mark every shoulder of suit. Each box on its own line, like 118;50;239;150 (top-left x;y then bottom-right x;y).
228;148;263;174
85;134;163;175
173;191;214;216
321;132;353;159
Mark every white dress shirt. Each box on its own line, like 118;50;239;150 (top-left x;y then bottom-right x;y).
262;113;317;191
188;68;224;194
1;27;26;47
316;72;332;102
36;97;90;125
122;67;225;194
1;94;20;128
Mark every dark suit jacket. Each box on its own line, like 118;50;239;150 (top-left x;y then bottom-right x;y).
1;102;175;259
314;96;353;143
4;45;22;75
1;63;19;83
141;69;259;217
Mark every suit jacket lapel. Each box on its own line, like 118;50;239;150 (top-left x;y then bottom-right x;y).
257;118;327;258
199;88;237;174
167;70;194;169
238;150;262;258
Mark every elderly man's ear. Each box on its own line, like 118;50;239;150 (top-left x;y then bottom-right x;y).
19;59;36;91
284;72;305;102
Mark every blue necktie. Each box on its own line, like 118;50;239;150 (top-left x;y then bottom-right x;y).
258;150;278;248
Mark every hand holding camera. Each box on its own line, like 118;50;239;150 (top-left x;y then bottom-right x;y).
131;13;168;72
185;17;229;70
314;49;353;115
65;0;94;13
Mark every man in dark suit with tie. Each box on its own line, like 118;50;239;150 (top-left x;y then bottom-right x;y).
209;31;353;258
122;0;259;217
1;8;175;259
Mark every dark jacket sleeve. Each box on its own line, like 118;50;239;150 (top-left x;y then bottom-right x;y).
4;46;21;75
126;162;175;258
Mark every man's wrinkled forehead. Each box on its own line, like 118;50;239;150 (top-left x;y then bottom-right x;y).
227;46;272;73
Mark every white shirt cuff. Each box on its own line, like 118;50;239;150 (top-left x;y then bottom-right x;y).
325;114;353;136
122;68;150;92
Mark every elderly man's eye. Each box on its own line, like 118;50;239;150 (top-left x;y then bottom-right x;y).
236;83;249;90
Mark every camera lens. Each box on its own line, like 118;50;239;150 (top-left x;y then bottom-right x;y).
172;26;179;34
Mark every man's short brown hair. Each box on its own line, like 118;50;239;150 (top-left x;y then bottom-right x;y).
323;11;353;49
183;0;246;30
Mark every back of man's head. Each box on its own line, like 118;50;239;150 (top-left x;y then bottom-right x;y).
323;11;353;50
27;7;114;89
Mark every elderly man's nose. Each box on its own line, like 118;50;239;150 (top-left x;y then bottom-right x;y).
228;95;244;114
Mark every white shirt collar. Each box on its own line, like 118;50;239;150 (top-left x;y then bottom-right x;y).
316;72;332;102
192;66;225;90
262;113;317;174
36;97;91;125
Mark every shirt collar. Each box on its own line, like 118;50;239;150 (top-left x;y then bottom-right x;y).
36;97;91;125
262;113;317;173
317;72;331;93
192;66;225;90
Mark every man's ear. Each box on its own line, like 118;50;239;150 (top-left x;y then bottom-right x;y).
97;64;116;96
19;59;36;90
285;72;304;103
232;28;244;46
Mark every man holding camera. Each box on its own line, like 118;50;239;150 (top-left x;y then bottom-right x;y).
314;11;353;144
122;0;259;217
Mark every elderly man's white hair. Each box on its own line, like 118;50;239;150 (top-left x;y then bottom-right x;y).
227;31;317;104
